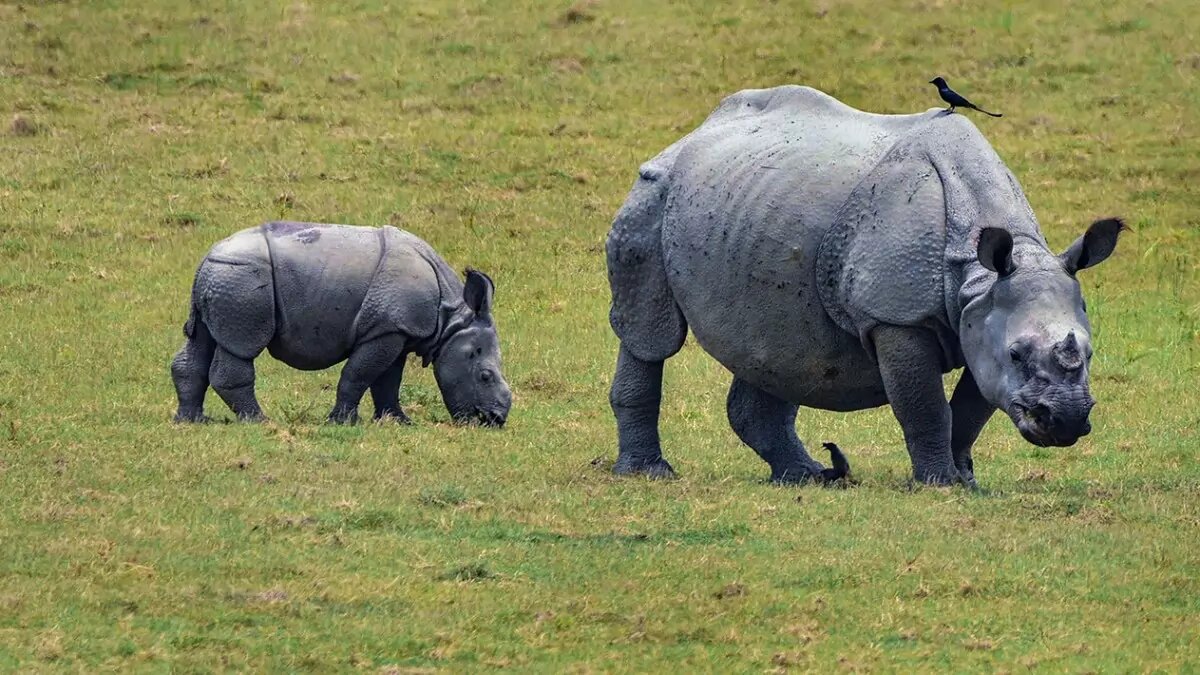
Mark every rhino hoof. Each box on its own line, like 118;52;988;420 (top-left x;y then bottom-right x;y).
770;469;821;485
373;410;413;425
173;410;211;424
913;468;961;487
327;407;359;425
613;456;678;480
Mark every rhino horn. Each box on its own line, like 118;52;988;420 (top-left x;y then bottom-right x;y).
1054;331;1084;371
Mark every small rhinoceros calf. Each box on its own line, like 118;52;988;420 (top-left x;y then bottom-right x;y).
171;222;512;426
606;86;1124;486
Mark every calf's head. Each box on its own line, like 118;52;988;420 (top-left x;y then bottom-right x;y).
432;269;512;427
960;219;1125;447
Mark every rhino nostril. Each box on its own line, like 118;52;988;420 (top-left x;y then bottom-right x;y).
1030;404;1052;426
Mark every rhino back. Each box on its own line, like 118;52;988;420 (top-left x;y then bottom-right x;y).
659;87;937;407
263;222;382;369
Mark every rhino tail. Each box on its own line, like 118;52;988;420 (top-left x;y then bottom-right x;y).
182;262;204;338
183;299;198;338
819;442;851;483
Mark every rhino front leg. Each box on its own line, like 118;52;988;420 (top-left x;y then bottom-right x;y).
727;378;831;484
369;356;412;424
210;346;266;422
874;325;959;485
949;369;994;486
329;334;406;424
610;346;676;479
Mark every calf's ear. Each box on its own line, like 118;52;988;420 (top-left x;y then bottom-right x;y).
463;268;495;317
1061;218;1126;274
977;227;1015;277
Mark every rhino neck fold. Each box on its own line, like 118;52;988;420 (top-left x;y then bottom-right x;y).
928;143;1048;347
416;302;471;367
412;247;470;367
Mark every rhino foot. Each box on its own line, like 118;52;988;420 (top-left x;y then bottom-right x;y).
769;466;824;485
912;465;973;488
327;407;359;425
373;408;413;425
771;443;852;485
953;456;977;488
173;409;211;424
613;455;677;480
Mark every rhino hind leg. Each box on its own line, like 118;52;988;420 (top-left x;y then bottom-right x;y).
610;346;676;479
726;378;849;484
607;173;688;479
329;334;407;424
171;319;216;423
369;355;411;424
210;346;265;421
187;252;276;422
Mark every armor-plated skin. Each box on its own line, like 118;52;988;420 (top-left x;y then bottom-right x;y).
607;86;1123;485
171;222;512;427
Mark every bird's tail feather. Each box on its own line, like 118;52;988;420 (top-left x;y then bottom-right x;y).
972;105;1003;117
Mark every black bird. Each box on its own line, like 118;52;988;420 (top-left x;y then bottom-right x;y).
929;77;1003;117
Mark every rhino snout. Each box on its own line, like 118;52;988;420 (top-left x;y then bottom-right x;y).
1012;395;1094;447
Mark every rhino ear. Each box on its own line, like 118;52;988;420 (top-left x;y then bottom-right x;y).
463;268;495;317
977;227;1015;278
1061;218;1126;274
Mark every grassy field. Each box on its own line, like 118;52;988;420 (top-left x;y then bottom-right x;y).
1;0;1198;670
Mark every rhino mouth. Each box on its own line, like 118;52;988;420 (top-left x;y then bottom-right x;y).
453;409;507;428
1011;403;1090;447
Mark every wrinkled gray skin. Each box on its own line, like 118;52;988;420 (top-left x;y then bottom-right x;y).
171;222;512;427
606;86;1124;486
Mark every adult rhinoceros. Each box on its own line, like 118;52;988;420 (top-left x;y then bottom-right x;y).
606;86;1123;486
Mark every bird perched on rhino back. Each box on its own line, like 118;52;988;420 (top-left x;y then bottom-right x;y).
930;76;1003;117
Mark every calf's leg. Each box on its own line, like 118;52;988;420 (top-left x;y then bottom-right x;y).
329;335;406;424
171;321;217;423
610;345;676;478
210;346;265;421
370;356;411;423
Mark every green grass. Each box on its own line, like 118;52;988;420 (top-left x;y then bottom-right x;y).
1;0;1198;670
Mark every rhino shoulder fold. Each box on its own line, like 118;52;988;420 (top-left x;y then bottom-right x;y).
817;130;952;348
355;227;447;345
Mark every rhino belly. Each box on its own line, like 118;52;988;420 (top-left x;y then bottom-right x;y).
676;267;888;412
263;223;381;371
662;180;888;410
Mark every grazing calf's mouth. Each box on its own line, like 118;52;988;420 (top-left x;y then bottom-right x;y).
477;410;506;428
453;409;507;428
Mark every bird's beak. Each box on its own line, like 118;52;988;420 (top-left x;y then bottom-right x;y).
928;79;936;84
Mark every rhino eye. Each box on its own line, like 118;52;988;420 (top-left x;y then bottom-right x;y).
480;369;493;383
1009;347;1023;363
